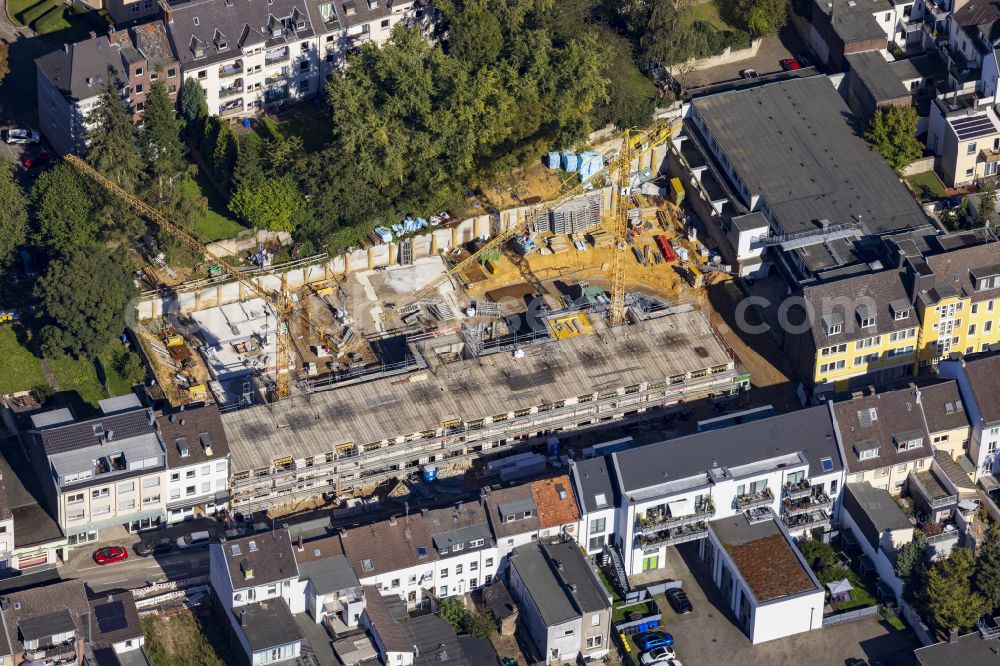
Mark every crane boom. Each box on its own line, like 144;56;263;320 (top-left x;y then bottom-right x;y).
394;120;679;320
609;130;635;326
66;154;320;399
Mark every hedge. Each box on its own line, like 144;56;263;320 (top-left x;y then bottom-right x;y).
692;21;753;57
34;5;67;32
21;0;58;27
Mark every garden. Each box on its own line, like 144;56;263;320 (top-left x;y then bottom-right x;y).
9;0;111;40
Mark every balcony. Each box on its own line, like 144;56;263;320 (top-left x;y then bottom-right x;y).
910;471;958;510
922;521;961;544
635;499;715;534
782;509;831;532
265;86;289;104
265;72;289;85
349;31;371;44
219;62;243;78
219;99;244;117
219;81;243;98
734;487;773;511
24;641;77;665
784;479;811;500
265;48;290;64
744;506;773;524
635;521;709;548
782;492;833;517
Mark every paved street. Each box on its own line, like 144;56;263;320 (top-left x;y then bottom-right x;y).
62;543;210;593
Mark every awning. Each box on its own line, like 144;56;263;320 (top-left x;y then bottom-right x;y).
825;578;853;595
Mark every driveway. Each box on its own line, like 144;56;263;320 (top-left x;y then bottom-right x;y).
634;544;919;666
686;23;812;89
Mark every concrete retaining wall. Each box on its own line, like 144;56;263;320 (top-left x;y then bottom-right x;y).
688;39;762;72
900;157;937;177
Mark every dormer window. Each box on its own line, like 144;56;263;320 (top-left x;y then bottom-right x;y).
894;432;924;451
343;0;356;14
855;442;880;461
822;313;843;336
176;437;189;458
215;30;228;51
856;304;875;328
971;265;1000;291
367;0;378;8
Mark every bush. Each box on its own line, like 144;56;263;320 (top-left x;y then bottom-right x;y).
438;598;467;634
464;607;495;639
692;21;752;57
33;5;65;32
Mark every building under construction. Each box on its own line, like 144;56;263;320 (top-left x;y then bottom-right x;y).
222;302;748;511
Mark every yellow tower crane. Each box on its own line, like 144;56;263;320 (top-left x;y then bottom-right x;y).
392;120;679;324
66;155;330;400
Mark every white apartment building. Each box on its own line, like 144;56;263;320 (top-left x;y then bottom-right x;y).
27;395;168;545
572;405;845;577
155;404;230;523
940;354;1000;478
340;503;499;608
209;530;308;665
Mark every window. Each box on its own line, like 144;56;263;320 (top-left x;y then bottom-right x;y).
170;473;180;482
485;574;493;584
967;168;975;178
506;514;515;523
485;558;494;568
391;578;400;588
859;448;879;461
361;559;374;572
167;68;176;77
118;481;134;493
300;61;309;71
594;493;607;507
586;635;603;648
197;69;207;79
381;18;389;27
186;485;196;495
821;457;834;472
68;510;85;522
142;494;160;504
119;499;135;511
455;564;463;574
821;343;848;356
592;614;600;626
440;568;449;578
875;467;889;477
93;505;111;516
589;535;605;551
590;517;606;534
820;360;846;373
92;487;109;499
855;336;880;350
470;578;478;588
67;493;84;504
186;470;196;479
143;477;160;488
969;142;978;155
439;585;448;597
470;561;478;571
470;538;484;547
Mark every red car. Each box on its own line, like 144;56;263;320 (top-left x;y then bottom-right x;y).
780;58;802;71
94;546;128;565
21;151;50;169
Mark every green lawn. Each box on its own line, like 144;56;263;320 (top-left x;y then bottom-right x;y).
10;0;110;40
0;326;46;394
906;171;949;202
597;568;624;604
181;174;247;242
828;569;877;612
689;0;732;30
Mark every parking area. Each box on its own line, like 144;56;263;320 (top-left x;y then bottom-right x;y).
628;544;919;666
687;24;812;88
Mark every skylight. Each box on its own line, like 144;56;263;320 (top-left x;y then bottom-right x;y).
594;493;607;507
820;457;833;472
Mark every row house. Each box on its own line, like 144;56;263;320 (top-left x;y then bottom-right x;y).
940;353;1000;477
571;405;846;579
485;474;581;561
26;394;168;546
154;403;231;523
35;22;179;155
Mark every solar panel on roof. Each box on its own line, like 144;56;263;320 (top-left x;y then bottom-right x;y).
95;600;128;633
951;115;999;141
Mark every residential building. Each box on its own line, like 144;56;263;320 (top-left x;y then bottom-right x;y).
701;514;825;644
682;76;932;286
208;530;306;665
35;23;180;155
0;472;15;573
26;395;167;545
87;591;151;666
292;534;364;630
807;0;920;70
785;267;919;396
507;539;611;665
927;93;1000;186
841;482;914;595
155;404;230;523
918;380;973;462
942;0;1000;99
939;354;1000;477
360;589;414;666
340;502;496;608
0;437;66;572
913;241;1000;362
915;625;1000;664
0;579;92;666
831;384;936;493
569;456;618;559
907;449;978;542
486;474;580;559
588;405;844;577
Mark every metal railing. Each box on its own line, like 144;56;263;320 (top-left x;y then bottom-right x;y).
219;63;243;78
784;479;811;500
635;521;709;548
635;501;715;534
782;493;833;517
735;487;774;510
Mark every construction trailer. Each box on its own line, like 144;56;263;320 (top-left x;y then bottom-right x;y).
222;304;748;511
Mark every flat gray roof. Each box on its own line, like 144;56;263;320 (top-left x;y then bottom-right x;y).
224;308;734;473
845;482;912;534
691;77;931;273
612;405;841;494
847;52;910;102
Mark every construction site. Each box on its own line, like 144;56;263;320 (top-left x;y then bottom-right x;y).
66;122;752;515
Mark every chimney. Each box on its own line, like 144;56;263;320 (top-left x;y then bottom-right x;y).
389;515;397;526
89;31;97;39
897;249;906;269
62;43;69;53
297;535;304;552
239;609;247;626
420;508;429;518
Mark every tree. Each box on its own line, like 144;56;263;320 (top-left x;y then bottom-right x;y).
798;538;837;572
976;526;1000;612
229;174;301;234
35;247;137;359
111;345;147;386
894;530;928;581
640;0;707;93
463;607;495;638
140;78;185;205
448;0;504;69
438;598;467;634
866;105;924;172
0;160;28;267
86;73;143;189
212;121;238;189
32;163;98;255
0;42;9;88
926;546;987;631
976;181;997;227
735;0;789;37
180;77;208;123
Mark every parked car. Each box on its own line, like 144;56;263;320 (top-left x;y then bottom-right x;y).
21;152;50;169
634;631;674;651
740;68;759;79
134;537;173;557
796;54;813;68
177;530;212;549
94;546;128;565
640;645;677;664
780;58;802;71
2;128;40;144
666;588;693;614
